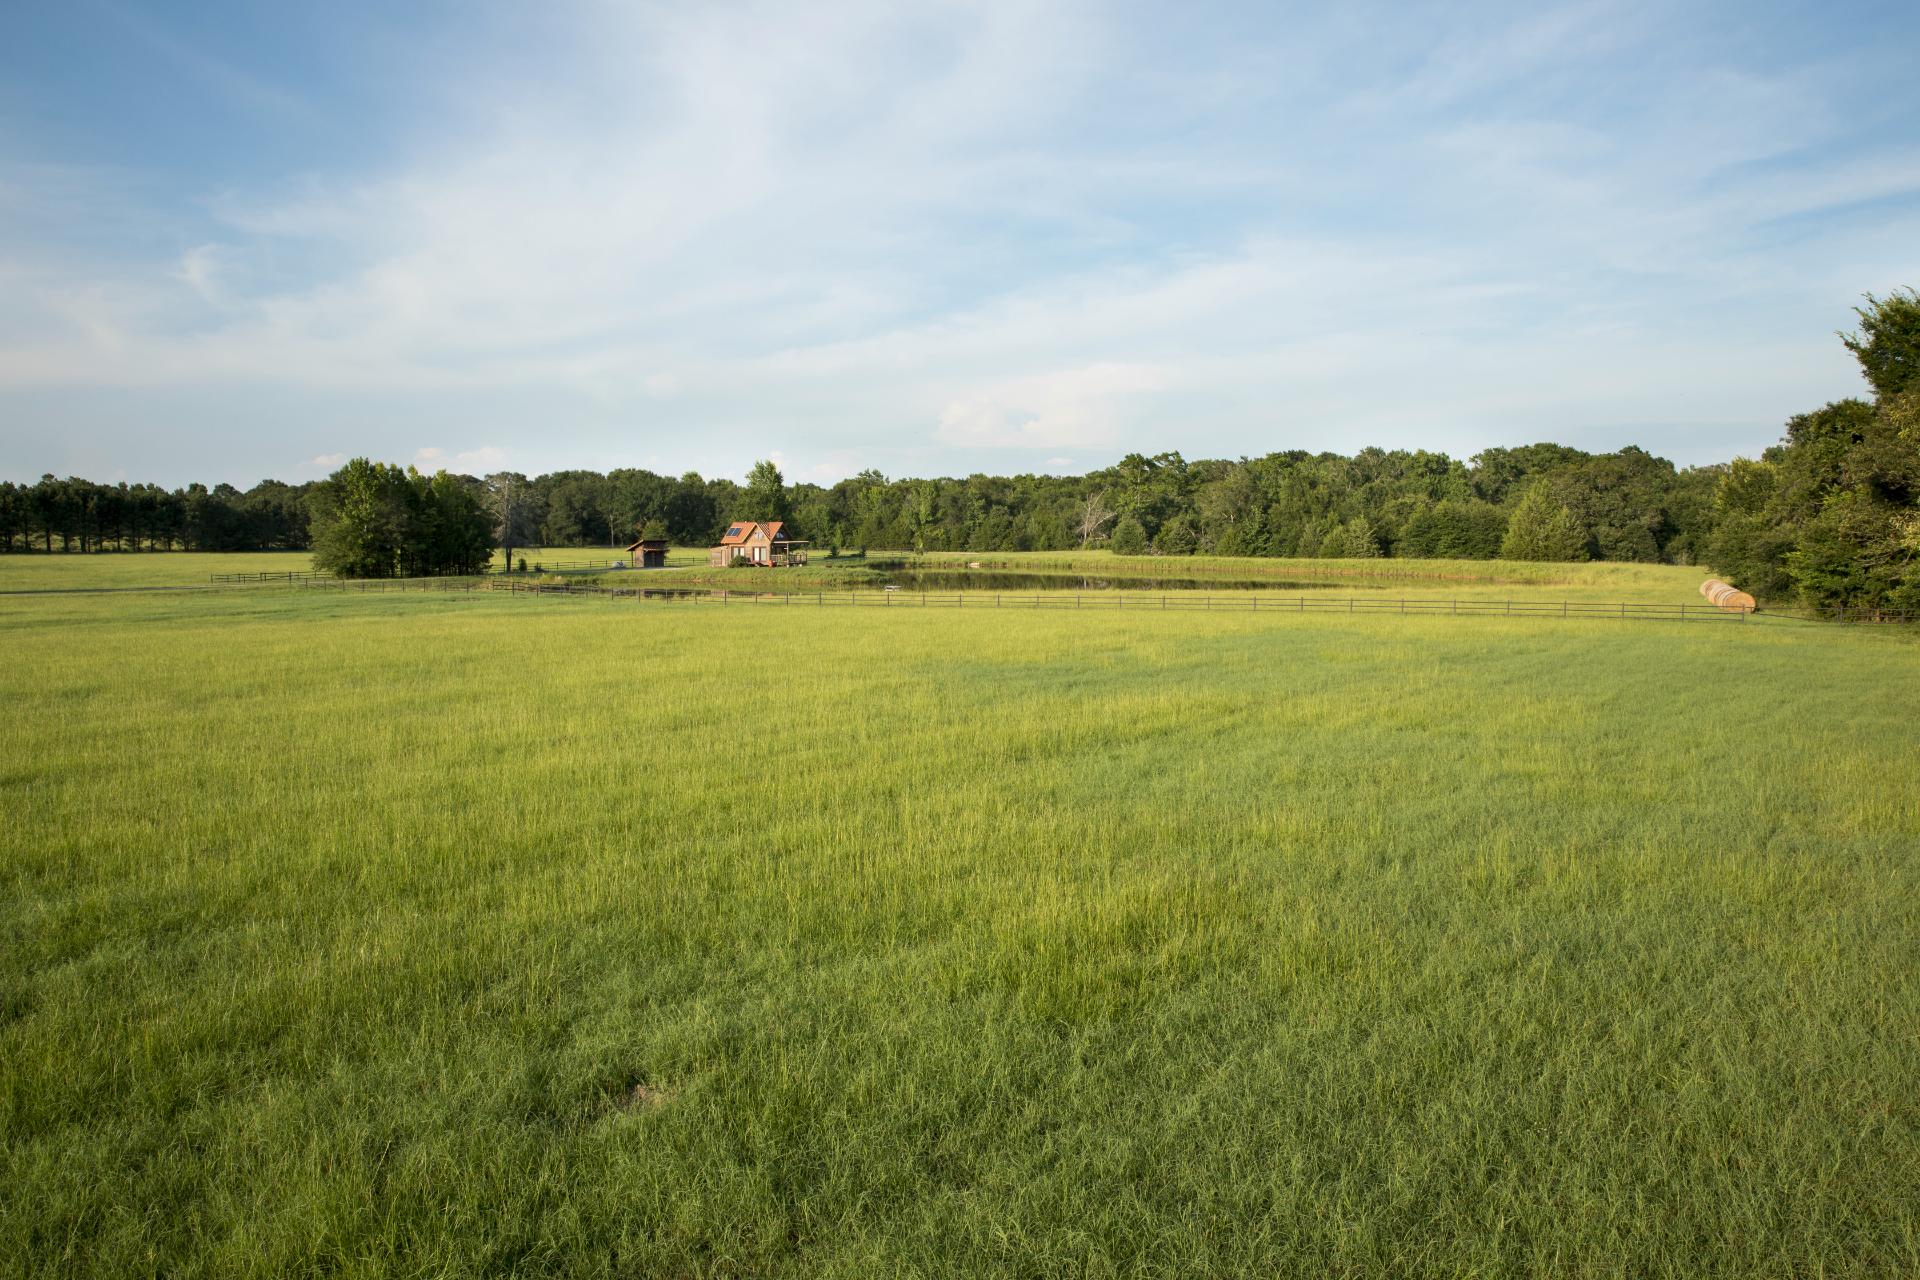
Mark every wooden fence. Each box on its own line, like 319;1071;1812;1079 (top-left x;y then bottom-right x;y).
285;577;1811;624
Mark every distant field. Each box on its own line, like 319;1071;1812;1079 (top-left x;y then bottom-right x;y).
0;547;697;592
3;587;1916;1276
0;550;316;590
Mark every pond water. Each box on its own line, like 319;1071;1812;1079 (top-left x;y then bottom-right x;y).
870;569;1352;592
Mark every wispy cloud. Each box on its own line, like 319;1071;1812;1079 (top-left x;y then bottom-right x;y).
2;0;1917;485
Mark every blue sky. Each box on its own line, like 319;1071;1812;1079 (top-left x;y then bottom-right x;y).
2;0;1917;488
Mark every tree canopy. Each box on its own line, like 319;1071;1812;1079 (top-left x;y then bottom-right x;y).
308;460;492;579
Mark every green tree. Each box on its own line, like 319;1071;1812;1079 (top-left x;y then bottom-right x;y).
1155;516;1197;555
905;481;938;554
664;473;718;546
416;471;493;575
738;460;793;526
1500;483;1589;561
1110;515;1148;555
1840;288;1920;400
1318;516;1380;558
310;459;409;578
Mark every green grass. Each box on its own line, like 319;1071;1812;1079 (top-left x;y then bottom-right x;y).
0;550;317;591
0;547;701;592
3;588;1917;1276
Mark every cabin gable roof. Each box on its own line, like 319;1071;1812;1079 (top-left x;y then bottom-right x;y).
718;520;785;546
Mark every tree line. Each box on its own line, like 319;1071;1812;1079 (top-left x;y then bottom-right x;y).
4;291;1912;611
0;444;1725;564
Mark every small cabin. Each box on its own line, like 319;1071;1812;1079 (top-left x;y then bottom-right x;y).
625;537;669;569
710;520;809;567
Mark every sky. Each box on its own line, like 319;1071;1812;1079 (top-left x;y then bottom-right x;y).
2;0;1918;489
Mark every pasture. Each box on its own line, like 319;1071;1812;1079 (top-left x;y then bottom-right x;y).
3;578;1918;1276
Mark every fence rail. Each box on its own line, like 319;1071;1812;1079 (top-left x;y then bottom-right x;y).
211;557;634;583
210;569;333;583
276;576;1857;624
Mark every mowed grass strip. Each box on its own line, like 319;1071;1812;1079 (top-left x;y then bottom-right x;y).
2;591;1917;1277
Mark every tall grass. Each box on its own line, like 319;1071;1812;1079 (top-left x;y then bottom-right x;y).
2;590;1916;1276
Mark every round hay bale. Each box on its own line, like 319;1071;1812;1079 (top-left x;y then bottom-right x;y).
1700;579;1756;612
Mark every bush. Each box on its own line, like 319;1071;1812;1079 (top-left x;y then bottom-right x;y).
1155;517;1197;555
1500;484;1590;561
1318;517;1380;558
1110;516;1148;555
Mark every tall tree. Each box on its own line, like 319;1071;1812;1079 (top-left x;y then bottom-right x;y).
1841;288;1920;400
309;459;408;578
1500;483;1590;561
738;459;793;526
485;472;538;573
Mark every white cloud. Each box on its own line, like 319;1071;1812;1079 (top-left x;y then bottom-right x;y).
173;245;225;303
936;363;1169;449
1;0;1915;483
413;445;506;472
304;452;347;469
454;446;506;470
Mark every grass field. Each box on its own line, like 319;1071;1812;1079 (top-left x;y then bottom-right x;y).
0;547;680;592
3;584;1917;1276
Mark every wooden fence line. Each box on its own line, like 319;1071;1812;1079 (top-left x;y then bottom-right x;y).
269;576;1864;624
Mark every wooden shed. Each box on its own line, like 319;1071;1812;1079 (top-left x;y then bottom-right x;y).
626;537;669;569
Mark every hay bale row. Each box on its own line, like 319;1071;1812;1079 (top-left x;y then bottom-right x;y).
1700;579;1757;612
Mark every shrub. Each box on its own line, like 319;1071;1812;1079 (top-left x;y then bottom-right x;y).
1110;516;1148;555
